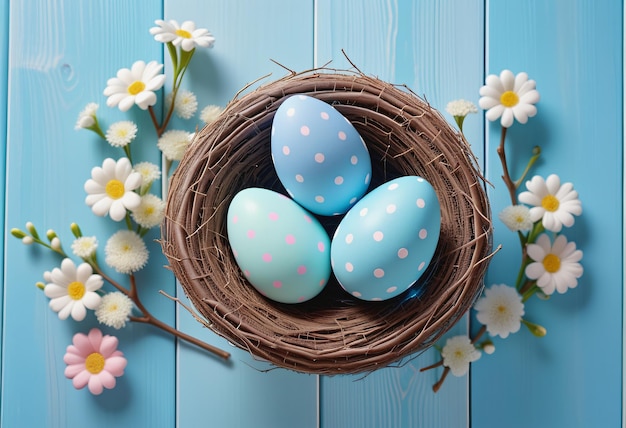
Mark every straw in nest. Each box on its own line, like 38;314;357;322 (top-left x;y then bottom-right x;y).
161;69;493;374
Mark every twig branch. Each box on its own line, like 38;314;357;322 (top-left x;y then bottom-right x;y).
91;265;230;360
496;126;518;205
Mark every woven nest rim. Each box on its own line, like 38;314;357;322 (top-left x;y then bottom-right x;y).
161;68;493;374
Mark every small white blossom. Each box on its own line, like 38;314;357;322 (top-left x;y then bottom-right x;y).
479;70;540;128
498;205;533;232
84;158;142;222
445;99;477;118
132;194;166;229
149;20;215;51
518;174;582;233
71;236;98;258
44;258;103;321
133;162;162;188
95;292;134;329
474;284;524;338
75;103;99;130
167;90;198;119
103;60;166;112
441;335;481;377
105;230;149;274
106;121;138;148
482;342;496;355
157;129;191;161
525;234;583;295
200;104;223;124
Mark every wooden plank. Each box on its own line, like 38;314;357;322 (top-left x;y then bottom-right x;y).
161;2;320;427
2;1;179;426
316;1;484;426
472;1;623;426
0;0;9;378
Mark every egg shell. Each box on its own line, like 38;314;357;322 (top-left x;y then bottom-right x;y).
226;187;332;304
271;94;372;216
330;176;441;301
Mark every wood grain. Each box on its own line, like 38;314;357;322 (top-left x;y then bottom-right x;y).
1;0;623;427
472;1;623;427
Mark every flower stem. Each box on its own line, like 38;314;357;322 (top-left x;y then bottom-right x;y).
432;367;450;393
126;274;228;359
471;325;487;344
90;267;230;360
514;146;541;188
496;126;517;205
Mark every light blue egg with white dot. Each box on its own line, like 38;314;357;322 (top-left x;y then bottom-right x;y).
330;176;441;301
271;94;372;216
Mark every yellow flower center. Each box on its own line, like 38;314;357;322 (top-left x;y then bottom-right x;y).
127;81;145;95
500;90;519;107
497;304;507;314
67;281;86;300
175;29;192;39
541;195;560;212
542;253;561;273
85;352;105;374
105;179;125;199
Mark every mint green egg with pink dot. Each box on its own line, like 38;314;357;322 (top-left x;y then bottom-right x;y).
227;187;332;304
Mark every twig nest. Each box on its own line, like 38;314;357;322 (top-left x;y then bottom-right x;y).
161;70;493;374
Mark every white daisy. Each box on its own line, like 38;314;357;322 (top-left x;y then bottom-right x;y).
157;129;191;161
105;121;138;148
525;233;583;295
95;292;134;329
200;104;223;124
44;258;103;321
84;158;142;222
498;205;533;232
103;60;166;112
133;162;161;188
71;236;98;259
74;103;99;130
445;99;477;118
441;335;481;377
167;89;198;119
474;284;524;338
478;70;540;128
149;20;215;51
104;230;149;274
518;174;582;233
132;194;166;229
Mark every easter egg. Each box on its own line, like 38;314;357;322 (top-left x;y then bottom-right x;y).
226;187;332;304
330;176;441;301
271;94;372;216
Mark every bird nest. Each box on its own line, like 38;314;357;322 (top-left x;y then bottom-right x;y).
161;69;493;374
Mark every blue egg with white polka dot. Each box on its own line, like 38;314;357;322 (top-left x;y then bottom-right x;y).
330;176;441;301
271;94;372;216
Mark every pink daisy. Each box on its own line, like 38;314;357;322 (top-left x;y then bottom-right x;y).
64;328;127;395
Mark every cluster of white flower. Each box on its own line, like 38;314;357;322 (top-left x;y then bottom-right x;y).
13;18;229;395
427;70;584;393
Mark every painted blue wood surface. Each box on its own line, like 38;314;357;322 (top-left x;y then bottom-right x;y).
164;2;320;427
2;1;178;426
1;1;624;427
472;1;623;427
0;0;8;383
315;0;484;426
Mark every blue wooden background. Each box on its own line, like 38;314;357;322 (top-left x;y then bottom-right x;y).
1;1;622;427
